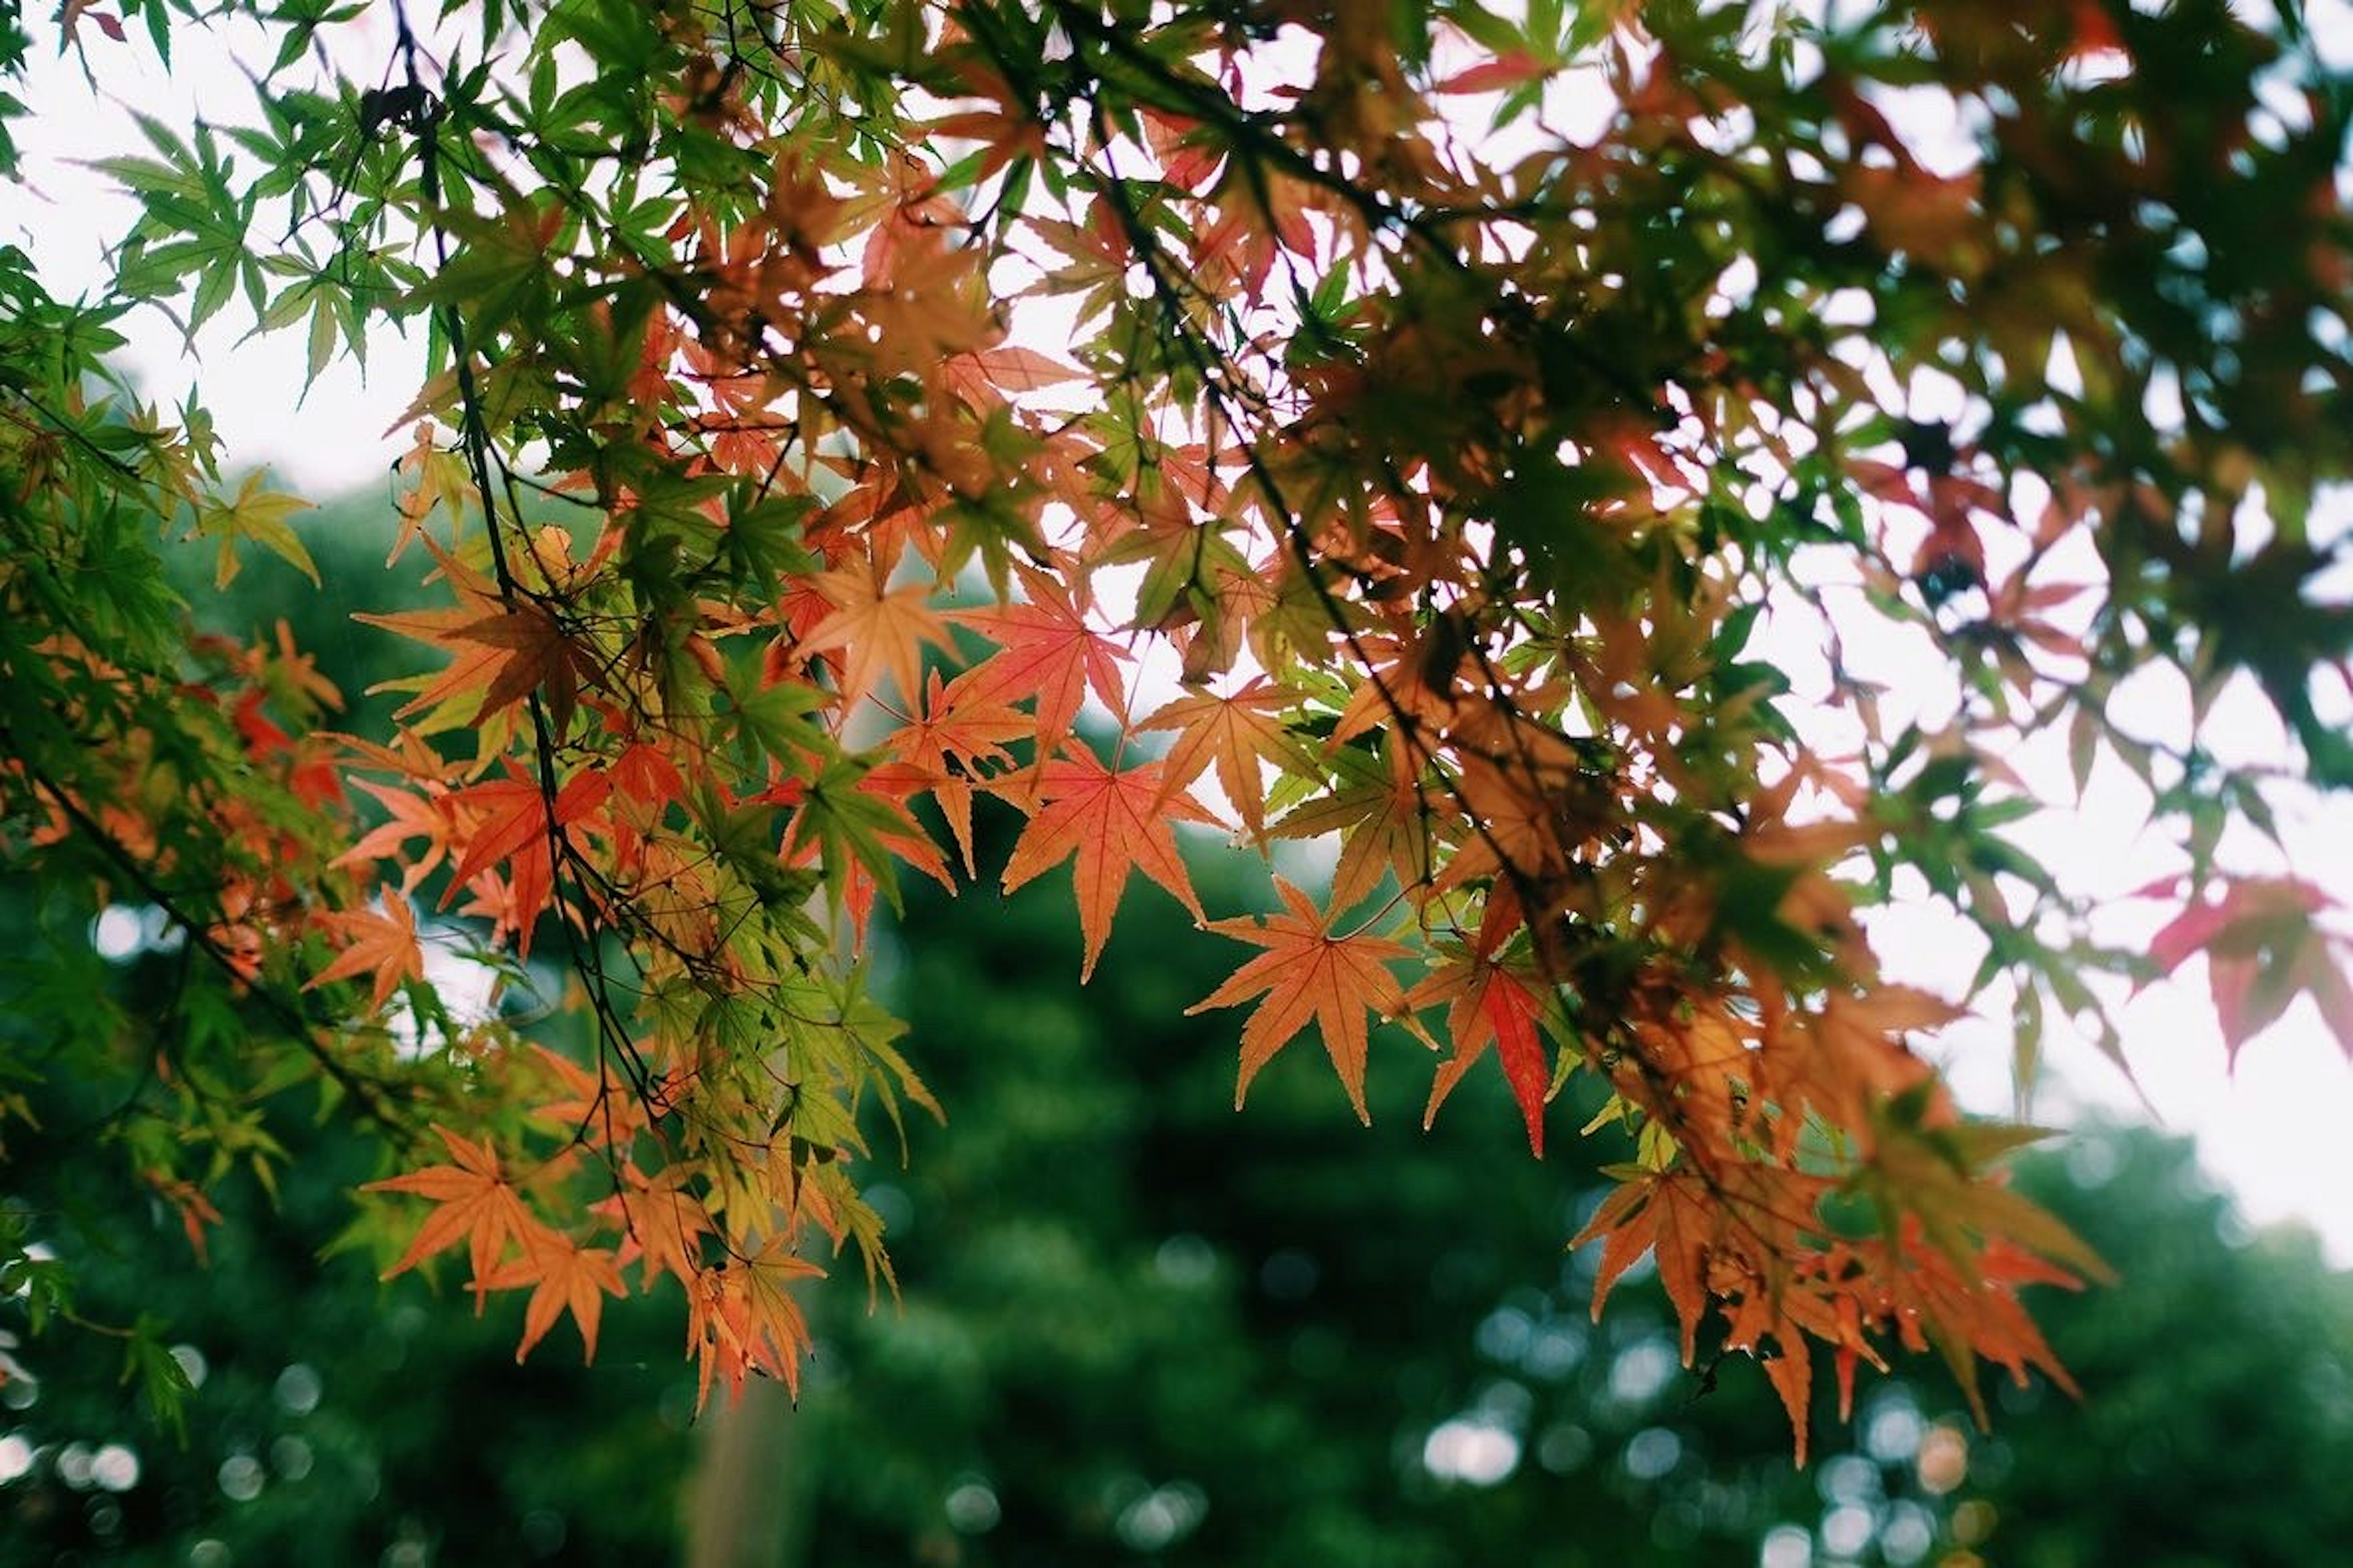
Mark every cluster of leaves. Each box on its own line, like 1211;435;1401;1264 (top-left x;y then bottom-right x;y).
5;0;2352;1460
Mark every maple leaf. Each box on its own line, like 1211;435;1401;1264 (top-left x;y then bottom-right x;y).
596;1165;714;1293
610;740;688;810
947;566;1132;748
1407;951;1553;1155
686;1241;825;1410
941;343;1088;406
878;668;1030;874
477;1232;627;1364
140;1168;222;1264
1437;49;1555;95
304;892;425;1012
189;469;318;589
926;79;1051;188
1187;877;1412;1123
388;421;477;565
358;602;585;733
364;1126;559;1311
1268;762;1441;912
336;776;454;885
2143;876;2353;1067
1137;678;1315;841
58;0;128;45
355;537;592;732
997;752;1213;980
448;767;610;888
800;560;960;711
528;1044;643;1147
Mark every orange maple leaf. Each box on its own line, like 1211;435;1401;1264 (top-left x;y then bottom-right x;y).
305;892;425;1013
1268;767;1439;912
801;561;960;711
1187;877;1411;1122
477;1231;627;1364
338;776;457;893
355;540;590;732
877;668;1031;875
595;1165;713;1293
947;566;1132;747
997;752;1213;980
686;1241;825;1410
1137;677;1314;840
364;1126;559;1311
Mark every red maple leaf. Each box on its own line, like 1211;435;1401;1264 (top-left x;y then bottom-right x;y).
877;668;1031;874
2144;876;2353;1067
1407;952;1553;1155
947;565;1132;748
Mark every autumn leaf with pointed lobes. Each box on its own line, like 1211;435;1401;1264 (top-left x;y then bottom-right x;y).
1434;738;1618;898
1862;1096;2113;1290
388;421;477;566
877;668;1030;874
304;892;425;1013
926;67;1052;187
476;1231;628;1365
940;344;1088;411
1759;985;1955;1155
593;1165;713;1293
947;564;1133;749
355;536;591;732
1327;632;1463;775
2141;876;2353;1067
687;1240;825;1411
1188;877;1412;1123
364;1126;562;1312
1268;756;1444;913
445;767;610;887
1137;677;1316;841
1407;949;1553;1155
1849;1215;2087;1435
1437;48;1556;95
610;740;688;811
526;1043;637;1145
332;775;455;892
996;752;1213;980
800;557;960;713
1574;1169;1711;1358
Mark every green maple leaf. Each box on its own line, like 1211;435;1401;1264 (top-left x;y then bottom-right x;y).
190;469;317;589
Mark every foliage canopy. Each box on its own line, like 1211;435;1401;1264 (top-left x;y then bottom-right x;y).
4;0;2352;1460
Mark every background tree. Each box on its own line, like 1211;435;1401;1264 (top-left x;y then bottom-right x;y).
3;0;2352;1466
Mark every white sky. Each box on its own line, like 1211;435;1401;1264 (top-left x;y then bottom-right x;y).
9;6;2352;1265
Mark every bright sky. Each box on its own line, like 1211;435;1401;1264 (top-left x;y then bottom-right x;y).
9;4;2352;1265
